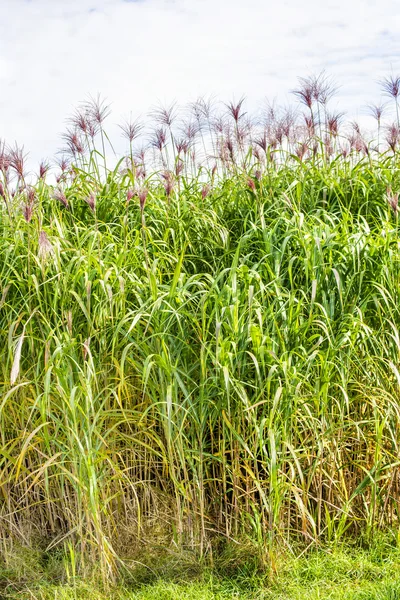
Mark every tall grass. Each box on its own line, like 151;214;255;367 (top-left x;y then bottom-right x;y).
1;74;400;583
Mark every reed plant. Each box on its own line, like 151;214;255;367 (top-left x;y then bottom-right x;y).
1;74;400;584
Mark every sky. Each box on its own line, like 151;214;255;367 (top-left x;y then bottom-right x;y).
0;0;399;166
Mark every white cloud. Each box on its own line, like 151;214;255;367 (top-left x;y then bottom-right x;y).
0;0;399;167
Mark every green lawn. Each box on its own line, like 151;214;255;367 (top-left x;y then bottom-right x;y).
3;540;400;599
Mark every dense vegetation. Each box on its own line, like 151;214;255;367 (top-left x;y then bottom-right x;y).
2;73;400;595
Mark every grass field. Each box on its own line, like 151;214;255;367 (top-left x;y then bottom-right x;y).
3;536;400;598
1;74;400;596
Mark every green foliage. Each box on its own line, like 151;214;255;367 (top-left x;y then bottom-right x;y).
1;146;400;587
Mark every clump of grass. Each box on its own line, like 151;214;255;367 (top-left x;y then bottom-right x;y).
1;73;400;589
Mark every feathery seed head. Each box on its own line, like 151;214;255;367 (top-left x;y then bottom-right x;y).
379;74;400;99
38;160;51;180
84;94;111;125
225;97;246;123
52;188;69;209
387;187;399;213
8;144;27;179
385;123;399;153
119;119;144;143
161;170;174;197
126;188;136;203
201;184;210;199
247;177;256;192
138;187;149;211
327;112;345;137
150;127;167;151
85;191;96;212
38;230;54;261
62;128;86;157
366;102;387;123
151;103;178;127
22;187;36;222
175;159;184;177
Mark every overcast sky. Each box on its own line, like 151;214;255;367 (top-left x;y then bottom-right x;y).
0;0;399;166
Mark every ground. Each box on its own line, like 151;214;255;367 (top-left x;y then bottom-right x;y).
3;538;400;599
